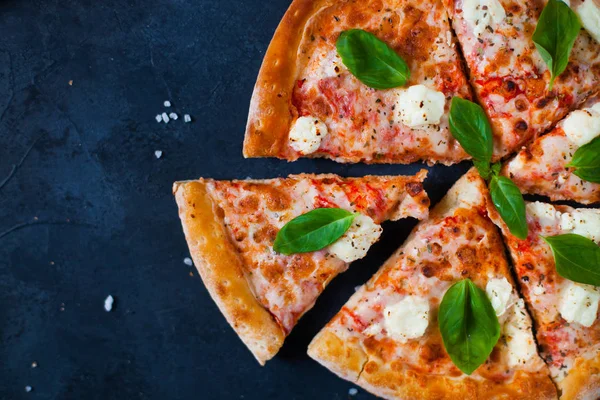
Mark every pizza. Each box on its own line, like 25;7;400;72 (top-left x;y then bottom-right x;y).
489;201;600;399
173;172;430;365
445;0;600;159
503;96;600;204
244;0;473;165
308;169;556;399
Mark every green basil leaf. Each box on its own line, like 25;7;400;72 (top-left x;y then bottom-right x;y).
489;175;528;240
532;0;581;90
474;160;492;180
567;137;600;183
273;208;356;255
438;279;501;375
336;29;410;89
542;234;600;286
491;162;502;177
449;97;493;163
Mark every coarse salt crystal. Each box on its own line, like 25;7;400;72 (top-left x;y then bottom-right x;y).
349;388;358;396
25;386;32;393
155;150;163;159
161;113;169;123
184;114;192;123
104;295;114;312
155;114;162;123
169;112;178;120
184;257;193;266
164;100;171;107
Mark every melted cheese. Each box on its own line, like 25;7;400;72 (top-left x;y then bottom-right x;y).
288;117;328;154
559;209;600;243
562;108;600;147
559;282;600;327
486;277;513;316
395;85;446;128
504;299;537;367
575;0;600;43
526;202;560;231
462;0;506;37
383;296;430;343
328;214;382;262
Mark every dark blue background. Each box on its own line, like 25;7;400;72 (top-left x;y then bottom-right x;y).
0;0;469;398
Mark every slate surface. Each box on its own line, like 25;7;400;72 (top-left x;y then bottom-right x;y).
0;0;470;398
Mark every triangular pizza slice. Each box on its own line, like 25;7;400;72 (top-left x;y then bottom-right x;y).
173;172;429;365
503;97;600;205
489;200;600;399
244;0;472;164
308;169;556;399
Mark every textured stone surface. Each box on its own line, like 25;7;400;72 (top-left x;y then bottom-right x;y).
0;0;469;398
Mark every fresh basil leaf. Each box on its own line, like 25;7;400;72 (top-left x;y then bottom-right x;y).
491;162;502;177
449;97;493;163
542;234;600;286
567;137;600;183
489;175;528;240
336;29;410;89
532;0;581;90
474;160;492;180
273;208;356;255
438;279;501;375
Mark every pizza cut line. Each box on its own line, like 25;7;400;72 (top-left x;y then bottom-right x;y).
173;172;430;364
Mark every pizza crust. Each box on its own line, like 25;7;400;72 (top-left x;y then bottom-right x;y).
173;180;285;365
559;353;600;400
244;0;335;159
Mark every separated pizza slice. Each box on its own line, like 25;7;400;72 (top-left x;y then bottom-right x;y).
446;0;600;159
308;169;556;399
489;200;600;399
173;172;429;365
503;97;600;204
244;0;473;165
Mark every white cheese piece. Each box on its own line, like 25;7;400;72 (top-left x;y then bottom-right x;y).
527;202;559;229
104;295;114;312
504;299;537;367
288;116;328;154
396;85;446;128
383;296;430;343
486;278;513;316
592;103;600;114
462;0;507;37
559;209;600;243
575;0;600;43
328;214;382;262
559;282;600;327
362;323;382;337
562;108;600;147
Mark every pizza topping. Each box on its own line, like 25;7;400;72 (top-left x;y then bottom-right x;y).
485;277;513;317
558;281;600;327
328;214;382;262
561;107;600;147
527;201;560;231
503;299;537;367
383;295;430;343
542;234;600;286
395;85;446;128
288;117;328;154
559;209;600;243
462;0;506;37
574;0;600;43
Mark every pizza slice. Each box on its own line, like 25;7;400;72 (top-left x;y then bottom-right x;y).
489;200;600;399
308;169;556;399
244;0;473;164
173;172;429;365
503;97;600;204
446;0;600;159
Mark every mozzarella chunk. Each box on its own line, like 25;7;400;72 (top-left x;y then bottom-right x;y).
486;278;513;316
328;214;382;262
562;108;600;147
462;0;507;37
396;85;446;128
575;0;600;44
504;299;537;367
527;202;559;230
559;209;600;243
288;117;328;154
559;282;600;327
383;296;430;343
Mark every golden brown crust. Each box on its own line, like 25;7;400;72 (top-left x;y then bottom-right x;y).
244;0;335;158
309;326;557;400
173;180;285;365
558;353;600;400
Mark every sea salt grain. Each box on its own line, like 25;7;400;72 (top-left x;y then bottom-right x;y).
104;295;114;312
164;100;171;107
184;114;192;123
184;257;193;266
155;150;163;159
169;112;178;120
25;386;32;393
155;114;162;123
161;112;170;123
348;388;358;396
